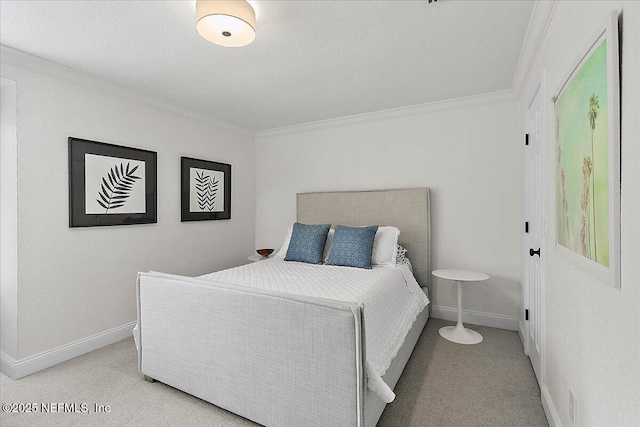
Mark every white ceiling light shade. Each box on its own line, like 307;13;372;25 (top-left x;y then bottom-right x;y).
196;0;256;47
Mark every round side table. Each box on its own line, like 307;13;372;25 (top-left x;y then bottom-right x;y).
432;269;489;345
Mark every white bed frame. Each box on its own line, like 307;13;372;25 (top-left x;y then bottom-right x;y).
136;188;431;426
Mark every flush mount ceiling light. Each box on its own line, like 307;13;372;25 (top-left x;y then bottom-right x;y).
196;0;256;47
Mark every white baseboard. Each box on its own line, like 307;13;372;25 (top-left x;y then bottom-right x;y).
430;305;519;331
541;383;563;427
518;320;526;350
0;321;136;380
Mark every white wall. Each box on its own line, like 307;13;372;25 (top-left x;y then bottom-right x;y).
255;99;522;321
0;61;255;360
1;77;18;360
519;1;640;426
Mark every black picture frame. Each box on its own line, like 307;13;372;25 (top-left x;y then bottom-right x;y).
181;157;231;221
68;137;157;227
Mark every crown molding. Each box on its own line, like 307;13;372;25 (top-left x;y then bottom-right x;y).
0;45;254;138
255;1;559;140
2;0;559;143
510;0;559;97
256;89;517;139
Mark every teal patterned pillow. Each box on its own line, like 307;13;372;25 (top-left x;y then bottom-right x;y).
327;225;379;269
285;222;331;264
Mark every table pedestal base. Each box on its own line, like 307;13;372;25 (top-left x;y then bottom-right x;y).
431;273;489;345
438;324;483;345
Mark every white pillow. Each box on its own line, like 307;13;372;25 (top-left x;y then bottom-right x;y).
276;226;293;258
322;229;335;263
371;226;400;267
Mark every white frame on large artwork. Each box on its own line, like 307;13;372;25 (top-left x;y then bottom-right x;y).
552;10;620;288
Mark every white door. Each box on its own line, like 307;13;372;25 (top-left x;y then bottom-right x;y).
524;81;544;385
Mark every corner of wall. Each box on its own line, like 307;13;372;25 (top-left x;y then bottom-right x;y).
518;320;526;349
0;352;17;379
0;76;19;362
511;0;559;97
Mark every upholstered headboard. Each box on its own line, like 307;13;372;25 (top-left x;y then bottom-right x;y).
297;188;431;289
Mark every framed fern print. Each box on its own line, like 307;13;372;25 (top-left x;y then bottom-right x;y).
69;137;157;227
181;157;231;221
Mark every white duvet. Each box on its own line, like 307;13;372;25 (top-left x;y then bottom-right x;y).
199;258;429;403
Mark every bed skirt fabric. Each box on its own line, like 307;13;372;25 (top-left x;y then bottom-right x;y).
364;303;429;427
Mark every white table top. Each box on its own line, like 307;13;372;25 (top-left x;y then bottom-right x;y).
432;269;489;282
248;253;275;261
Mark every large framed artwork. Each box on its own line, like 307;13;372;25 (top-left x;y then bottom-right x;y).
69;137;157;227
181;157;231;221
553;11;620;288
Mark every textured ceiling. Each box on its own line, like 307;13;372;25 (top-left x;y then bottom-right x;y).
0;0;534;131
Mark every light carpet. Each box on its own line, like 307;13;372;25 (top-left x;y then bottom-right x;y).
378;319;548;427
1;318;547;426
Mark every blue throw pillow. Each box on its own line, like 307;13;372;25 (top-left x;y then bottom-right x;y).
285;222;331;264
327;225;379;269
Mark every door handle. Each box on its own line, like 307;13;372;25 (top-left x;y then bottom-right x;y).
529;248;541;257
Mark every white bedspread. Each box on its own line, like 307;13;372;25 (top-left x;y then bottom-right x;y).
199;258;429;402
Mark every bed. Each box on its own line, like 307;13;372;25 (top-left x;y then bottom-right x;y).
134;188;431;426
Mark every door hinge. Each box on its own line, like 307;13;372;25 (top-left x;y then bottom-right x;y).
525;133;529;146
525;221;529;233
525;309;529;321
